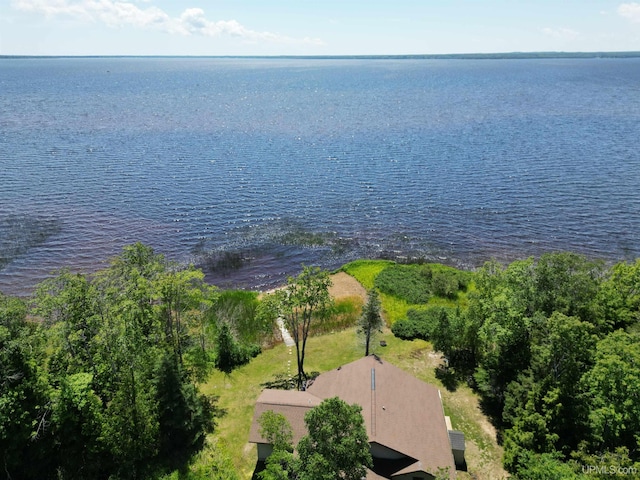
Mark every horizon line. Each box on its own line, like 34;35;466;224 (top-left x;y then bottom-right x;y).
2;51;640;60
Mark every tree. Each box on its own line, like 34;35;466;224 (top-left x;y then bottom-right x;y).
154;352;215;468
25;244;219;478
155;265;217;366
214;322;241;374
51;372;105;479
297;397;372;480
597;259;640;330
507;449;587;480
533;252;603;325
259;410;294;453
33;270;101;376
357;289;383;356
258;411;296;480
268;266;332;389
502;313;597;455
471;259;536;412
0;294;54;479
581;330;640;457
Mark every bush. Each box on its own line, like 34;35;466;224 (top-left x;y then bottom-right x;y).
391;307;454;341
391;319;428;340
214;323;260;374
375;264;432;304
374;263;471;304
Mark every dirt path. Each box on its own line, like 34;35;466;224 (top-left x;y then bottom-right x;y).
262;271;367;302
328;271;367;301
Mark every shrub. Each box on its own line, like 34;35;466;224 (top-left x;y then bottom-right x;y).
391;307;455;341
214;323;260;374
375;264;432;304
391;319;428;340
374;263;471;304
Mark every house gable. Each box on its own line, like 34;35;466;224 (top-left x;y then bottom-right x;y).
370;441;414;461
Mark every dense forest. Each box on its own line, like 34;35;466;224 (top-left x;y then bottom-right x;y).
388;253;640;479
2;245;640;479
0;243;272;480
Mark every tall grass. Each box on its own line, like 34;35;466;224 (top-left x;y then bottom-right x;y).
211;290;275;346
340;259;394;289
310;295;363;335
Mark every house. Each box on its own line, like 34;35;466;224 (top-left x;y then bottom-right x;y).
249;355;465;479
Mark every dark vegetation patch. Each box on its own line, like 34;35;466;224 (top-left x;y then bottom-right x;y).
200;250;252;275
391;306;456;341
374;263;471;304
0;214;61;268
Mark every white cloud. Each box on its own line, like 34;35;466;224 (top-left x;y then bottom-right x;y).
11;0;324;45
618;3;640;23
541;27;580;41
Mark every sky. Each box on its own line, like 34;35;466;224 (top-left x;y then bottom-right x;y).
1;1;640;56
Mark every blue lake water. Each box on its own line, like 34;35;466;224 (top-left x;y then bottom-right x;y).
1;57;639;295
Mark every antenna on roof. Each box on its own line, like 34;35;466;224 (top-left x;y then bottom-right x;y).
371;368;377;436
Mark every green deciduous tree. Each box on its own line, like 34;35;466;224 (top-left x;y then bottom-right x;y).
597;259;640;330
258;411;296;480
0;294;54;479
22;243;221;479
357;289;383;356
259;410;294;453
267;266;332;389
156;266;217;367
581;330;640;457
496;312;599;468
470;253;604;415
51;372;106;478
533;252;603;325
507;449;587;480
298;397;372;480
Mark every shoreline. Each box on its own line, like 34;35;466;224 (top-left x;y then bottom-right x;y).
1;246;632;301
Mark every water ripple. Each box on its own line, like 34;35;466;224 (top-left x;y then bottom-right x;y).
1;57;639;295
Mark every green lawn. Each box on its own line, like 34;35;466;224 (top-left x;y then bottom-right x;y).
339;259;394;289
199;329;366;478
200;326;505;479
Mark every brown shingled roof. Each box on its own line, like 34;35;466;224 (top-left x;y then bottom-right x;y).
249;356;457;479
307;356;456;478
248;389;322;446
